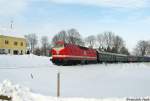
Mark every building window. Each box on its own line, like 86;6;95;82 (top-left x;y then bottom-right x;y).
14;41;18;46
0;49;3;54
21;42;23;46
5;40;9;45
13;50;18;55
8;49;11;54
0;49;6;54
21;50;23;55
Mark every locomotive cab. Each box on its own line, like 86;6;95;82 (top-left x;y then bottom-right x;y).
52;41;65;55
51;41;66;65
53;41;64;51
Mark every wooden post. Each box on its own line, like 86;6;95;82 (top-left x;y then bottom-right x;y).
57;72;60;97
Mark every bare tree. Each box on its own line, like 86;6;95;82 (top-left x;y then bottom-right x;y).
103;31;115;48
52;28;84;46
41;36;50;56
113;35;124;53
51;30;67;45
120;46;129;55
67;28;83;45
52;34;59;46
34;47;41;56
97;33;104;48
57;30;68;43
147;41;150;55
134;40;149;56
85;35;96;48
24;33;38;53
106;46;112;52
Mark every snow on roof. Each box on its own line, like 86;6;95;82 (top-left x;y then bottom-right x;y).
0;34;26;40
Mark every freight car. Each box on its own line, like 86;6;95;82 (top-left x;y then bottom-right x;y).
51;41;150;65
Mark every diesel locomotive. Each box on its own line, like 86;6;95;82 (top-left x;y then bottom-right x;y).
51;41;150;65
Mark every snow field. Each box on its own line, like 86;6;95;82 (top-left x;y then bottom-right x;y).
0;54;150;100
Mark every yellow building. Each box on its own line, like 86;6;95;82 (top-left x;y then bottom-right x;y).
0;35;27;55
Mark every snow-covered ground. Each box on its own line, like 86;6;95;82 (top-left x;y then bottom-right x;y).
0;54;51;67
0;80;126;101
0;54;150;100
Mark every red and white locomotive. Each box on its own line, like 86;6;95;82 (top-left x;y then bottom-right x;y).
51;41;97;65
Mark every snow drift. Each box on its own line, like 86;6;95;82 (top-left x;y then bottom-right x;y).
0;80;126;101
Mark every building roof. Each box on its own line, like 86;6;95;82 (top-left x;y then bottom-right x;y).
0;34;26;40
0;34;26;41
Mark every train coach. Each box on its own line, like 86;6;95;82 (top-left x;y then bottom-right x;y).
97;51;128;63
51;41;150;65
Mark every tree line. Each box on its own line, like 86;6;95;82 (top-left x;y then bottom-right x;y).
24;34;51;56
24;28;150;57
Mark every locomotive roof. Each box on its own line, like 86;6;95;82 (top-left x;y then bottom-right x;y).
97;50;128;57
55;41;64;44
56;41;94;50
66;43;95;50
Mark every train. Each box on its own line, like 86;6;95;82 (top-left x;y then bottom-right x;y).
51;41;150;65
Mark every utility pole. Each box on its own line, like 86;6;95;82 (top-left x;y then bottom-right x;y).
57;72;60;97
10;20;13;29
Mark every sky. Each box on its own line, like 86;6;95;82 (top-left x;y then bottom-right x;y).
0;0;150;52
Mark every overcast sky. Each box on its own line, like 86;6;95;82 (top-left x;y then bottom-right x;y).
0;0;150;52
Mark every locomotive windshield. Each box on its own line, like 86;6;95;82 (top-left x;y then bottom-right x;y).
53;41;65;51
54;44;64;48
